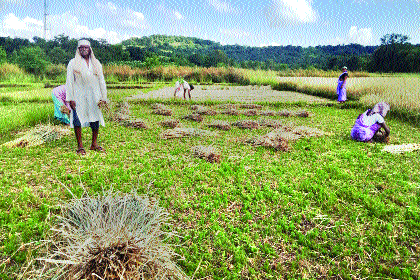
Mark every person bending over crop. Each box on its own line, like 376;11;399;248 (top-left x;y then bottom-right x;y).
65;39;108;155
52;85;71;125
182;80;194;100
174;80;183;98
351;102;390;143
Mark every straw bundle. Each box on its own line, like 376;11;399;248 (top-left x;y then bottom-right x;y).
247;130;298;151
260;110;277;116
240;104;262;109
382;143;420;154
59;105;70;116
232;120;260;130
241;109;259;116
277;109;311;118
216;104;238;110
152;103;172;116
220;109;239;116
121;118;148;129
2;124;71;148
191;145;221;163
160;127;216;139
259;119;286;129
191;105;217;116
291;126;325;137
160;119;180;128
207;120;231;131
182;114;203;122
29;191;188;280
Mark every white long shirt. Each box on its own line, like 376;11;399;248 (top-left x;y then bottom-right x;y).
65;58;108;128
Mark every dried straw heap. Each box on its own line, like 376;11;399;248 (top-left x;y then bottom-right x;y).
241;109;259;116
259;110;277;116
248;125;325;151
30;191;188;280
232;120;260;130
152;103;173;116
2;124;71;148
190;105;217;116
160;119;180;129
258;119;286;129
277;109;311;118
181;114;203;122
239;104;262;109
191;145;221;163
382;143;420;154
219;108;239;116
103;101;148;129
160;127;216;140
207;120;231;131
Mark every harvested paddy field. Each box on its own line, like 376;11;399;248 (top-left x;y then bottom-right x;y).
128;85;331;103
1;85;420;279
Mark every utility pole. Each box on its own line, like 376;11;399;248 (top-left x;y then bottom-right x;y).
43;0;48;39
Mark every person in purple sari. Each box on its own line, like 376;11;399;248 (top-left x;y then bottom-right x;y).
351;102;390;142
52;85;71;125
337;66;348;103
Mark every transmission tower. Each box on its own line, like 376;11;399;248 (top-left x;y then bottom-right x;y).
43;0;48;39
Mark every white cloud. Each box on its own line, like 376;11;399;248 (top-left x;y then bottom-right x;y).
260;42;281;47
1;0;26;5
1;13;43;38
220;28;250;39
266;0;317;26
174;11;183;20
327;26;374;46
95;1;146;29
207;0;237;13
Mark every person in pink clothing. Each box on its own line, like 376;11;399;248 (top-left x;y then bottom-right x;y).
52;85;71;125
351;102;390;142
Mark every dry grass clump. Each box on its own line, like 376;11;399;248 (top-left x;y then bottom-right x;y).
121;118;148;129
220;109;240;116
277;109;311;118
2;124;70;148
241;109;259;116
182;114;203;122
152;103;172;116
260;110;277;116
191;145;221;163
59;105;70;115
27;191;188;280
247;130;298;151
239;104;262;109
191;105;217;116
382;143;420;154
207;120;231;131
160;127;216;139
216;104;238;110
108;101;130;122
232;120;260;130
160;119;180;129
291;126;325;137
259;119;286;129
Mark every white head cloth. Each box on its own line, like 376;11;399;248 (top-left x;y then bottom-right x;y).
73;39;102;81
372;102;390;117
77;39;91;47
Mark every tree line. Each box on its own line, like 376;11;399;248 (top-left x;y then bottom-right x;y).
0;33;418;75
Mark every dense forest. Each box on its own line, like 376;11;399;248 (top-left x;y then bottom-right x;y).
0;33;418;75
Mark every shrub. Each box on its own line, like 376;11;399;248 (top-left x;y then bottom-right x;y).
16;46;49;75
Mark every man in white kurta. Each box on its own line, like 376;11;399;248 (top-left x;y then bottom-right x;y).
66;39;108;155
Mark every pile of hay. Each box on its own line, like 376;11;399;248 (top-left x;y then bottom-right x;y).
160;127;216;139
240;104;262;109
259;119;286;129
121;118;148;129
112;101;131;121
382;143;420;154
241;109;259;116
59;105;70;115
191;105;217;116
232;120;260;130
247;130;300;151
216;104;238;110
260;110;277;116
152;103;172;116
160;119;180;128
207;120;231;131
2;124;71;148
29;191;188;280
277;109;311;118
182;113;203;122
220;109;239;116
291;126;325;137
191;145;221;163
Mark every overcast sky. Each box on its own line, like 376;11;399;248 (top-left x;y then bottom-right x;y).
0;0;419;47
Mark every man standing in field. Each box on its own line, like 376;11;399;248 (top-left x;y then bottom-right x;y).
66;39;108;155
337;66;348;103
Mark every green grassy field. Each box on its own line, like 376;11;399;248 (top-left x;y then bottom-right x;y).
1;88;420;279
